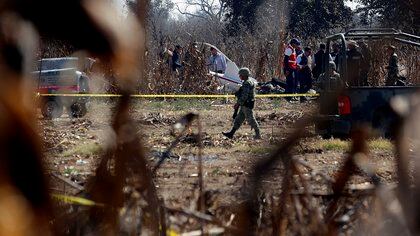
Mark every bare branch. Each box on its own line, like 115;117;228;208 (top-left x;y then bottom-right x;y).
176;0;226;22
175;3;208;20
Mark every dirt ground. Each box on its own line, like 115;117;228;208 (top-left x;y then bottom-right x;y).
39;98;397;233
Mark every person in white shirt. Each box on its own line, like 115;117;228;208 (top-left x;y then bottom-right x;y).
208;47;227;74
296;47;313;102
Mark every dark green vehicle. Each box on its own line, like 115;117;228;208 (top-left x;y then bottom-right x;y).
316;28;420;138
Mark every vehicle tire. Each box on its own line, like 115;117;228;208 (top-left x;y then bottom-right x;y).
372;110;394;139
41;100;63;119
316;121;332;139
69;102;87;118
376;116;393;138
322;133;332;139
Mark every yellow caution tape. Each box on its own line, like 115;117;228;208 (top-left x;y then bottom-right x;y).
51;194;105;207
167;229;180;236
256;93;319;98
37;93;319;98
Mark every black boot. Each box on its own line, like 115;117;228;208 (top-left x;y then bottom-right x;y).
254;128;262;139
300;96;308;103
222;128;237;139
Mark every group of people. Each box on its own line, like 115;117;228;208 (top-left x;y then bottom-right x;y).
283;38;402;100
283;38;322;102
163;43;227;75
222;38;402;140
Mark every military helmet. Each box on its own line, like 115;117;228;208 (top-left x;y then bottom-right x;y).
238;67;250;77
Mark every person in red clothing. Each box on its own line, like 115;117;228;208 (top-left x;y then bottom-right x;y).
283;38;300;100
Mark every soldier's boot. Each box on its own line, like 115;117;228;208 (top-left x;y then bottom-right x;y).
254;128;262;140
222;128;237;139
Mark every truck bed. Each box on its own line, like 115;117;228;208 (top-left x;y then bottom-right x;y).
317;86;420;138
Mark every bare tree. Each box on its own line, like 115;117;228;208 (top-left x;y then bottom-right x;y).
176;0;227;23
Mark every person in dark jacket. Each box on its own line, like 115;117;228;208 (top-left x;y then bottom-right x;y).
312;43;326;80
359;42;371;86
297;47;313;102
385;45;399;86
171;45;183;73
330;43;340;68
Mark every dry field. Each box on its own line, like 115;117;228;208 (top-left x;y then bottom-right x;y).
39;98;397;234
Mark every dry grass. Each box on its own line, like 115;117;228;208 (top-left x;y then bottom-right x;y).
369;138;394;151
317;139;350;151
247;145;275;155
1;0;419;234
61;142;102;157
315;138;393;152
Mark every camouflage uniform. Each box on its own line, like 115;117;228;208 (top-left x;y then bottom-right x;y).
319;72;343;91
319;62;344;91
223;68;261;139
346;48;365;86
233;79;260;132
385;53;399;86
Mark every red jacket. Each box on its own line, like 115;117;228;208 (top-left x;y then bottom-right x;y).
283;45;298;72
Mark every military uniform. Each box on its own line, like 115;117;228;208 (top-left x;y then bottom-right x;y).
319;72;342;91
386;53;399;86
346;48;365;86
223;68;261;139
360;43;371;86
233;79;259;131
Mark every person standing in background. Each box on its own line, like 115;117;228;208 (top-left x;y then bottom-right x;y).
208;47;227;74
330;43;340;66
385;45;399;86
360;42;371;86
346;40;365;86
297;47;313;102
283;38;300;100
172;45;183;73
313;43;326;80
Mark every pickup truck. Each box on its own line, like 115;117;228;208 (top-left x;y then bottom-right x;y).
316;28;420;138
34;57;93;119
316;87;418;138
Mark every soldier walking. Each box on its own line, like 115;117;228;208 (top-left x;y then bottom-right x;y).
223;68;261;139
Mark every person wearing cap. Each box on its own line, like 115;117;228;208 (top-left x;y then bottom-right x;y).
283;38;300;99
208;47;227;74
346;40;365;86
223;68;261;139
385;45;399;86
